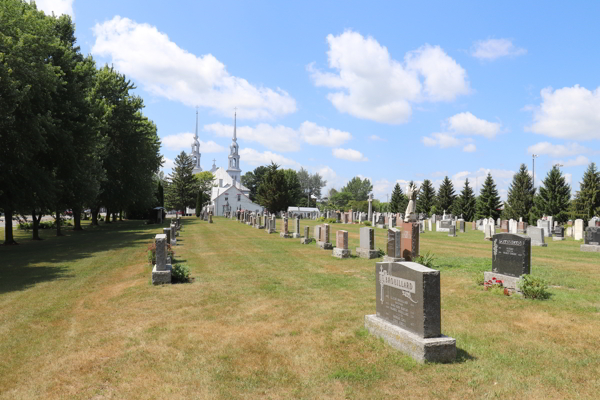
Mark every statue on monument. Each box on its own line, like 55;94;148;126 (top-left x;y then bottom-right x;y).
404;183;419;223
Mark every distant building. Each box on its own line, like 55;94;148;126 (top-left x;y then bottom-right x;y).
287;206;320;218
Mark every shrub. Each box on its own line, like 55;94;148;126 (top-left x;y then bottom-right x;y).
326;218;337;224
171;264;191;283
363;221;372;226
414;251;436;269
518;275;551;300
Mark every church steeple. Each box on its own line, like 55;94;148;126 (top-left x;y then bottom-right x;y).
191;108;202;174
226;109;241;182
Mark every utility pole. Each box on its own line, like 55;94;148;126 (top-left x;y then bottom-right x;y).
532;154;538;189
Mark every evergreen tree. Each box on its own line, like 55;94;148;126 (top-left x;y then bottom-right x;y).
476;173;502;220
575;162;600;220
416;179;435;215
283;169;303;206
389;183;406;213
195;190;202;217
241;165;268;202
257;163;289;213
503;164;535;222
454;179;476;221
436;176;456;213
533;166;571;223
165;151;196;213
341;177;373;201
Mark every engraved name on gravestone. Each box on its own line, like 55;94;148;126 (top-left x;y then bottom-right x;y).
375;262;441;338
492;233;531;277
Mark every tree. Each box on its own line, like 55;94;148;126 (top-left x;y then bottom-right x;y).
453;179;476;221
283;169;303;206
533;166;571;223
416;179;435;215
575;162;600;220
194;171;215;214
165;152;196;212
298;167;327;204
257;163;289;213
329;192;354;210
341;177;372;201
503;164;535;222
436;176;456;213
476;173;502;220
241;165;267;202
389;183;408;213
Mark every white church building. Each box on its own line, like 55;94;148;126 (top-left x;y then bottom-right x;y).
187;111;264;217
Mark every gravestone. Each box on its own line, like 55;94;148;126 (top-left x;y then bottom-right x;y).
170;223;177;246
428;219;433;232
553;226;565;241
537;220;551;237
152;234;172;285
581;227;600;252
458;219;465;233
163;227;170;244
384;228;403;262
574;219;584;240
484;233;531;292
401;222;420;261
484;223;494;241
365;261;456;363
437;220;452;233
527;226;547;247
209;212;213;224
501;220;509;232
566;226;573;238
356;227;379;259
517;221;527;234
301;226;314;244
333;230;351;258
448;225;456;237
317;224;333;250
376;214;386;229
292;217;302;238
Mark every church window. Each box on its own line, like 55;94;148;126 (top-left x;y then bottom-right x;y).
237;194;241;201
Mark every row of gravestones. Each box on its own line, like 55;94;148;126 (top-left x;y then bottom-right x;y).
151;217;182;285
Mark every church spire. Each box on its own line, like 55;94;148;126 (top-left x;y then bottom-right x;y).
233;108;237;141
227;108;241;182
191;108;202;173
194;108;198;139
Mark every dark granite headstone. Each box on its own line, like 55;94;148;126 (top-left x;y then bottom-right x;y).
492;233;531;277
375;262;441;338
439;220;452;230
554;226;564;238
387;228;401;258
585;227;600;245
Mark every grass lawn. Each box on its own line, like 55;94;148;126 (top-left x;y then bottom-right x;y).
1;217;599;399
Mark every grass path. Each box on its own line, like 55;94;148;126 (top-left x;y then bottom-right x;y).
1;217;599;399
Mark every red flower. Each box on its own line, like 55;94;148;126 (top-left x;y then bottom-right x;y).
492;277;497;281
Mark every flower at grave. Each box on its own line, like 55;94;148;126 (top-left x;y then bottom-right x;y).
492;277;496;280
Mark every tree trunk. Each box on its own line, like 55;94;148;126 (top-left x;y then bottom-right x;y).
112;212;117;222
56;206;63;236
73;205;82;230
119;210;122;221
32;209;42;240
92;206;99;226
105;208;111;224
3;208;17;245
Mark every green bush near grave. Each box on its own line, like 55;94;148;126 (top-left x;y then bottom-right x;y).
18;220;73;230
363;221;371;226
518;275;551;300
414;251;437;269
171;264;191;283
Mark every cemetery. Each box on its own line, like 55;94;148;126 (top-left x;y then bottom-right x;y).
2;213;599;399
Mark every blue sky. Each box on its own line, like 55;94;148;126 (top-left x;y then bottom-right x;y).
35;0;600;200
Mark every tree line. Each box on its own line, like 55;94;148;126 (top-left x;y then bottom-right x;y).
1;1;162;244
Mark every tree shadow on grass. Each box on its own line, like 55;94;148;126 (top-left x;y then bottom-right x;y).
452;347;476;364
0;218;200;295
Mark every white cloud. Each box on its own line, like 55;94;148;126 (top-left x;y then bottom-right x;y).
239;148;300;169
368;135;386;141
204;121;351;152
463;144;476;152
554;155;590;168
447;112;501;138
527;141;589;157
471;38;527;60
422;133;462;148
372;178;393;200
309;30;469;124
32;0;74;19
298;121;352;146
161;132;226;152
161;156;174;173
92;16;296;119
526;85;600;140
332;148;368;162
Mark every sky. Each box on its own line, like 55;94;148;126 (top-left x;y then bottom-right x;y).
34;0;600;201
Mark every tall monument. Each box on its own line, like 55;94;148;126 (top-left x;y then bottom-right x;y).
226;111;242;182
191;109;202;174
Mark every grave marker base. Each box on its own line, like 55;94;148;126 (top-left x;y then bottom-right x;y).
382;256;405;263
316;241;333;250
292;233;302;238
279;232;291;238
332;248;351;259
355;248;379;259
483;271;522;293
152;264;172;285
376;224;386;229
364;315;456;363
580;244;600;252
531;241;548;247
552;237;564;241
300;238;314;244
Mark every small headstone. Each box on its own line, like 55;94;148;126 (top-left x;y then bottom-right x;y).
581;227;600;252
484;233;531;292
527;226;547;247
384;228;403;262
553;226;565;241
292;217;301;238
437;220;452;232
448;225;456;237
365;261;456;363
484;223;494;241
152;234;172;285
458;219;465;233
401;222;420;261
356;227;378;259
333;230;351;258
317;224;333;250
574;219;585;240
301;226;314;244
